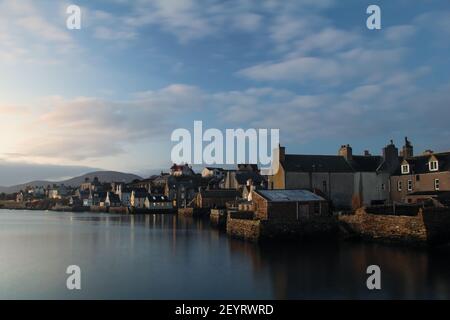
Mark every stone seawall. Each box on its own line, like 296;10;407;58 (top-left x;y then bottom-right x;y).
339;207;450;245
109;207;129;214
227;217;261;242
90;205;108;213
178;208;209;217
227;215;338;242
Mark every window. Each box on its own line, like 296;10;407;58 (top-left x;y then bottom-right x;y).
381;183;385;191
322;181;327;193
416;175;420;181
397;181;402;191
407;180;412;192
435;179;440;191
429;161;439;172
401;164;410;174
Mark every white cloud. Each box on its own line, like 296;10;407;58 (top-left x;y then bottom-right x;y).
0;0;77;65
288;28;360;56
94;26;137;40
384;25;416;42
238;46;404;85
232;13;263;32
9;85;203;162
4;72;450;164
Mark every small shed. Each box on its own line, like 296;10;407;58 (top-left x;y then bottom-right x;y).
253;189;329;221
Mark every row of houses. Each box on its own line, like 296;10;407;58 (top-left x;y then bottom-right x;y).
269;138;450;209
14;137;449;212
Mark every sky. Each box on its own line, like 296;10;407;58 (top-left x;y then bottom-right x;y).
0;0;450;185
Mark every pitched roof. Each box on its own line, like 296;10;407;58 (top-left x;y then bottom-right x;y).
282;154;353;173
255;189;326;202
349;155;384;172
394;152;450;174
200;189;240;198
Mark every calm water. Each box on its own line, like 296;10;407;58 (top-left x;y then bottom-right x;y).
1;209;450;299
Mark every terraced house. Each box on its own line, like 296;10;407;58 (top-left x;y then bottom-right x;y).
390;143;450;205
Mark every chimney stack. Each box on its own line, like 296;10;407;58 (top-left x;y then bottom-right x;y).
382;140;399;173
339;144;353;161
400;136;413;159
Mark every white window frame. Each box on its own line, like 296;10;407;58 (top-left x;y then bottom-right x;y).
435;179;440;191
397;181;402;192
429;160;439;172
401;164;410;174
407;180;412;192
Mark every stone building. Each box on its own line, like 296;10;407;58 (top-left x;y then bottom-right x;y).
165;175;199;208
130;189;149;208
194;189;240;209
80;177;102;192
390;141;450;204
268;146;354;209
144;194;173;210
252;189;329;221
341;142;398;208
223;164;266;193
268;141;402;209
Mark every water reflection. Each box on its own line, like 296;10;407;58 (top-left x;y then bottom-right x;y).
1;209;450;299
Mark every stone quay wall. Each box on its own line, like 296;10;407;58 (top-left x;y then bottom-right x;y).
227;214;339;242
339;207;450;245
226;216;261;242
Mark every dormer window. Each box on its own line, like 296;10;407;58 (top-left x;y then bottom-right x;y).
429;160;439;172
401;164;410;174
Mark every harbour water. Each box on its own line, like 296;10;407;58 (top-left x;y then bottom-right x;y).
1;209;450;299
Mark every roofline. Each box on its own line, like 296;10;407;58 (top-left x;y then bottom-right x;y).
254;189;326;202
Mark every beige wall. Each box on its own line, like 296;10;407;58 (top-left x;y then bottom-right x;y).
390;171;450;202
268;165;286;189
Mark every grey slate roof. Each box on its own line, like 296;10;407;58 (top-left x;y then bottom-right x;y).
394;152;450;175
282;154;354;173
256;189;326;202
349;155;384;172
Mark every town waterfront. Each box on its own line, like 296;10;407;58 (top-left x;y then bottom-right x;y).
1;209;450;299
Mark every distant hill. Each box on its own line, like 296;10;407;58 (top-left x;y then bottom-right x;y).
0;171;143;194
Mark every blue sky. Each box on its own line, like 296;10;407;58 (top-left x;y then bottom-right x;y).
0;0;450;185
